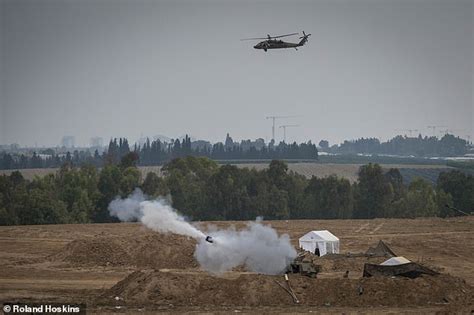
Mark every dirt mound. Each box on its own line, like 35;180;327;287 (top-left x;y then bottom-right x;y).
50;237;133;266
100;270;473;308
50;233;198;269
318;255;386;273
296;251;386;274
134;234;197;269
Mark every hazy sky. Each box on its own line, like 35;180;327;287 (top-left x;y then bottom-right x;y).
1;0;473;147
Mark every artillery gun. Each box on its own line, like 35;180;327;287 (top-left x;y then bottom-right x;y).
286;251;321;278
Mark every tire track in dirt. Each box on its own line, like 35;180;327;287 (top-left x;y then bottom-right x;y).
368;223;384;234
354;223;370;233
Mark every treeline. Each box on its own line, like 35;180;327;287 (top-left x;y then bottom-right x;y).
0;150;104;170
0;135;318;170
1;133;470;171
137;136;318;164
326;134;469;157
0;156;472;225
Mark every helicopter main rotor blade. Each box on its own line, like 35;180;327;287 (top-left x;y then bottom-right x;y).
240;32;299;41
271;32;299;39
240;37;269;41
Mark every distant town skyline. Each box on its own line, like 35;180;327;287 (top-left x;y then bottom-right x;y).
0;129;472;151
1;0;473;147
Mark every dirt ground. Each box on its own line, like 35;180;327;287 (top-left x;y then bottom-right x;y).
0;217;473;313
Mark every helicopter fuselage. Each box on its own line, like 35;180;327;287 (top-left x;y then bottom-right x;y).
254;39;300;51
242;31;311;52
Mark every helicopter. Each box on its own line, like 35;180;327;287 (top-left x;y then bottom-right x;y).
241;31;311;52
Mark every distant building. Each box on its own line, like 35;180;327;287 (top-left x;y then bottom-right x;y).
90;137;104;148
254;138;265;150
191;140;212;151
61;136;75;148
0;143;21;152
240;138;266;151
10;143;20;151
225;133;234;148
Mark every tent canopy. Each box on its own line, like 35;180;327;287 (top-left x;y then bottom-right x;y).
299;230;339;242
298;230;340;256
381;256;411;266
365;240;397;257
363;260;438;278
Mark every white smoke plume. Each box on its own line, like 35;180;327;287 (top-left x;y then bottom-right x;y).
108;189;296;275
195;218;297;275
108;188;145;221
108;188;205;239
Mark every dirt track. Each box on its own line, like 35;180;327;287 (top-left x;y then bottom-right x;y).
0;217;473;313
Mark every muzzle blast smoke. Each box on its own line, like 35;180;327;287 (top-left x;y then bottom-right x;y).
108;189;296;275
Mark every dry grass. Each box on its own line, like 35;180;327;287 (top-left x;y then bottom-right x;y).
0;163;452;183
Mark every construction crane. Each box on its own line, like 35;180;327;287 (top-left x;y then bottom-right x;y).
279;125;299;143
266;115;298;141
427;125;447;137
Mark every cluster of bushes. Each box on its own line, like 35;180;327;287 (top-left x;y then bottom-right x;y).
0;155;472;225
0;156;142;225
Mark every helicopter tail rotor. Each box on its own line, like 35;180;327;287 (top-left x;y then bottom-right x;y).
298;31;311;46
299;31;311;39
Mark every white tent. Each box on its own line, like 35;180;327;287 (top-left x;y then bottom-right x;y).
298;230;340;256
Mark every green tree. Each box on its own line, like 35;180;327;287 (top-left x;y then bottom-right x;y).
163;157;218;219
207;165;246;220
436;189;454;218
304;175;353;219
384;168;405;201
69;190;93;223
404;178;438;218
56;164;102;223
248;171;270;219
142;172;169;198
318;140;329;150
285;172;307;219
120;151;140;169
95;164;123;222
354;163;393;218
437;170;473;214
267;185;289;219
0;172;26;225
0;207;11;225
120;167;141;196
267;160;289;190
19;175;69;224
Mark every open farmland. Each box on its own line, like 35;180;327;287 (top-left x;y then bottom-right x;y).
0;217;472;313
230;163;454;184
0;162;454;184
